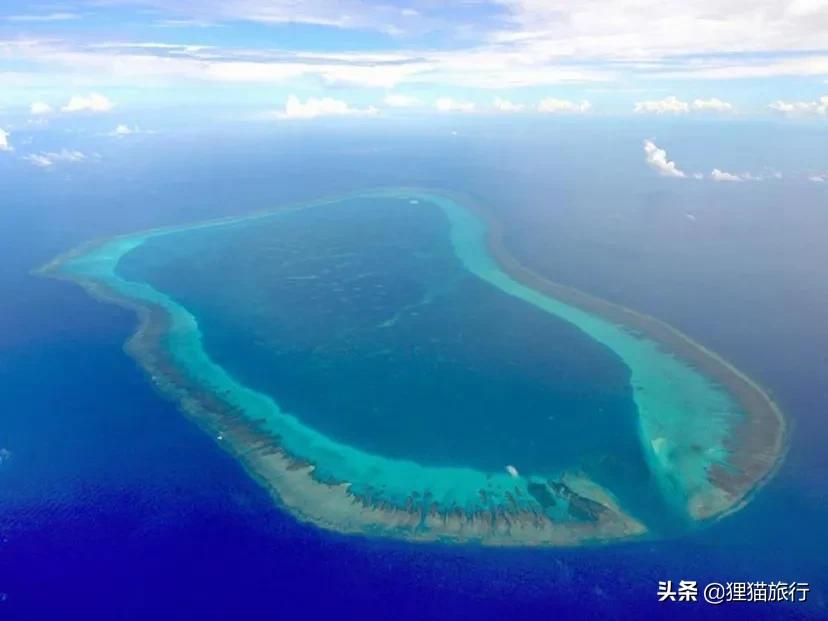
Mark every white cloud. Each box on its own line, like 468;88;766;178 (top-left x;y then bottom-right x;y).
435;97;476;112
1;3;827;99
110;124;137;136
383;93;419;108
657;55;828;80
692;97;733;112
90;0;828;63
0;39;432;89
493;97;525;112
23;154;54;168
155;19;218;28
635;96;734;113
275;95;378;120
6;12;80;22
0;128;12;152
23;149;87;168
62;93;115;113
30;101;53;116
635;96;690;114
537;98;591;113
769;95;828;115
197;55;427;89
83;0;429;33
710;168;745;182
318;64;423;89
49;149;87;162
707;168;780;182
808;174;826;183
490;1;828;60
643;139;686;178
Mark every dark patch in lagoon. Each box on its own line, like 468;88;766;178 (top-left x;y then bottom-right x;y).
38;188;787;546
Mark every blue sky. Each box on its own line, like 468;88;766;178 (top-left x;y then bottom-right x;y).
0;1;827;180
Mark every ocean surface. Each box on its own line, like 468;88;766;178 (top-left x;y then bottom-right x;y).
0;118;826;618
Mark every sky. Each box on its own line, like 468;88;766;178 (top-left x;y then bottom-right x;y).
0;1;826;179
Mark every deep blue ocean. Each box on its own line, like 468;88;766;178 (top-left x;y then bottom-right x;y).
0;118;826;619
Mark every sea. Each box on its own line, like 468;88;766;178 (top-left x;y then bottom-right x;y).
0;117;826;619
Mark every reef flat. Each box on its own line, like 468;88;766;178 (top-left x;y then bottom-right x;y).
40;188;787;546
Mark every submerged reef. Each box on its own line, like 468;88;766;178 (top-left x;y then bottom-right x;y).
40;188;787;546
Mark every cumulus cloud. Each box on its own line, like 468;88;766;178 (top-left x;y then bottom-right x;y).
23;149;87;168
635;96;733;114
692;97;733;112
435;97;475;112
383;93;419;108
643;139;686;178
30;101;53;116
769;95;828;115
710;168;747;182
808;174;826;183
0;128;11;152
275;95;377;119
643;139;775;182
493;97;525;112
635;96;690;114
110;124;138;136
62;93;115;113
537;98;591;113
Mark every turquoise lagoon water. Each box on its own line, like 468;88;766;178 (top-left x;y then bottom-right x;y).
59;190;754;539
